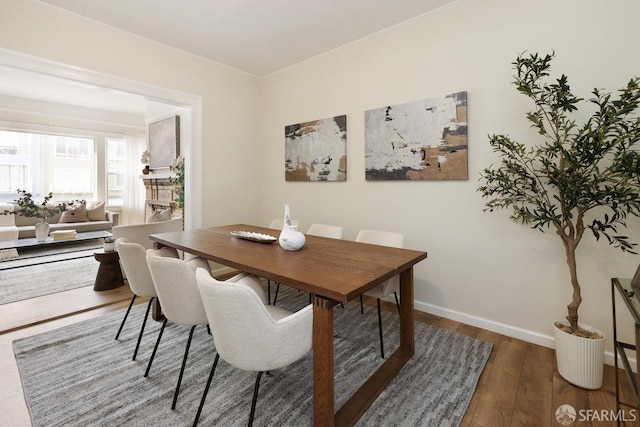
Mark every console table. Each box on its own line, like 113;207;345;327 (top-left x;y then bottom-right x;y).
611;277;640;416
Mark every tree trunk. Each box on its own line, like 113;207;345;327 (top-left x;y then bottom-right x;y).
563;239;581;333
556;221;582;333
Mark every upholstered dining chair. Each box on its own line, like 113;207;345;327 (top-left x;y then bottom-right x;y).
355;229;404;359
114;238;178;361
145;249;268;410
193;268;313;427
272;223;344;305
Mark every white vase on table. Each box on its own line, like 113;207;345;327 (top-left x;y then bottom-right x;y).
34;218;49;242
278;204;305;251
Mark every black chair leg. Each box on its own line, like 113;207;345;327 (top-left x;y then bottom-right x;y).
115;295;136;340
267;280;271;304
133;297;154;361
144;318;168;377
377;298;385;359
172;325;197;410
193;353;220;427
360;295;364;314
248;371;264;427
394;291;400;312
273;283;280;305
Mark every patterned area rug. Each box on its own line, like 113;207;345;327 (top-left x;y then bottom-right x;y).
13;286;492;427
0;241;101;304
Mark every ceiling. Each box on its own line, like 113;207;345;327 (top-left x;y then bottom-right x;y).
37;0;458;77
3;0;459;116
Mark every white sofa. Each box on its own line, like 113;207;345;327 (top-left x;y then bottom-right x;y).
0;203;19;242
1;203;119;240
111;218;183;250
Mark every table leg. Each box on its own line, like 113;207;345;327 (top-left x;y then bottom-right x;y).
399;267;415;352
334;267;415;427
313;295;338;427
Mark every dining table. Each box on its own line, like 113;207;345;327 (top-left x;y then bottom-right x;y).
150;224;428;427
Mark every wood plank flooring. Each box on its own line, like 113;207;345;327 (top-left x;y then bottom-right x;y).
0;288;636;426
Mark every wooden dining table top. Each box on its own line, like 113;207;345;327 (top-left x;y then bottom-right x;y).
150;223;428;303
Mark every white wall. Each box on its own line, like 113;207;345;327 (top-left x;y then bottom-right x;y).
0;0;262;229
2;0;640;363
258;0;640;360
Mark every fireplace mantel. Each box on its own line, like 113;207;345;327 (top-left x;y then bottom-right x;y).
140;173;182;221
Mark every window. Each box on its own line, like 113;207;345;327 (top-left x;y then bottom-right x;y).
0;165;29;192
55;136;91;159
106;138;126;206
0;130;96;203
52;168;92;193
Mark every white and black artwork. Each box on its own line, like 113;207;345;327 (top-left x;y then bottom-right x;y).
365;92;467;180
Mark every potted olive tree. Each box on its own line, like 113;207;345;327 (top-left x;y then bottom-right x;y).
478;52;640;389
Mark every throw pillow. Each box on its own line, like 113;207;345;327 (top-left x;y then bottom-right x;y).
147;207;172;223
59;202;90;223
86;201;106;221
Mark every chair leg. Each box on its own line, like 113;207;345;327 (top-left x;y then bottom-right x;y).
394;291;400;312
267;280;271;304
248;371;264;427
193;353;220;427
172;325;197;410
115;295;137;340
144;318;168;377
377;298;385;359
273;283;280;305
133;297;155;361
360;295;364;314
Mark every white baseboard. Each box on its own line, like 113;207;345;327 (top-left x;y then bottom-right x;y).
413;300;635;371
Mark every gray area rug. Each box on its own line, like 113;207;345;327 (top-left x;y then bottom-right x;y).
0;248;100;304
13;286;492;426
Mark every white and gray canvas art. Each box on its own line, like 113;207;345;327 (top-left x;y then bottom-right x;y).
285;115;347;181
365;92;467;180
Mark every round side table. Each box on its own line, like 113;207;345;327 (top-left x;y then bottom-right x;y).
93;249;124;291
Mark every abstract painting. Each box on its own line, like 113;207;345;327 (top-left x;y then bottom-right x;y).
285;115;347;181
148;115;180;170
365;92;467;180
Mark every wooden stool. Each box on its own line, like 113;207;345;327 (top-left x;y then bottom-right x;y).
93;249;124;291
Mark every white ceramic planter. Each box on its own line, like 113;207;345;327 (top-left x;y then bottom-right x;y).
34;219;49;242
553;321;605;390
103;242;116;252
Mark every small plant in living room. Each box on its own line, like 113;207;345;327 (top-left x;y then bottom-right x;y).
478;51;640;388
1;189;66;219
103;236;115;251
170;155;185;209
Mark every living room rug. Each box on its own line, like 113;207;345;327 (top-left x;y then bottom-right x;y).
0;252;99;304
13;287;492;427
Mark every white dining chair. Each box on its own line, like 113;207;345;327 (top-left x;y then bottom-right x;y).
355;229;404;359
114;238;178;361
145;249;268;410
193;268;312;426
272;223;344;305
144;249;212;409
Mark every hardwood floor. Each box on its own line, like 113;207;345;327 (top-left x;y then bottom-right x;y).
0;289;636;426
